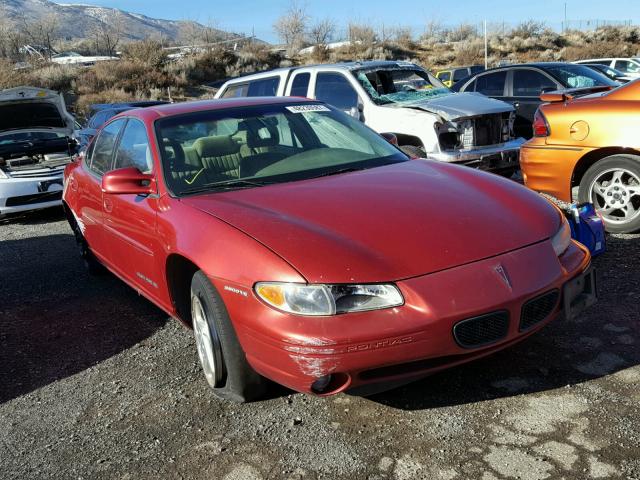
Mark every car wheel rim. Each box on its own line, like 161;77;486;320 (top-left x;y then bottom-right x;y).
191;294;222;388
589;168;640;225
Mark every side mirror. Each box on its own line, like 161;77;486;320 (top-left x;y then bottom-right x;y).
540;91;571;103
102;167;155;195
380;132;398;145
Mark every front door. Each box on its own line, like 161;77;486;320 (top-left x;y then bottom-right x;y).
77;119;126;262
102;118;163;302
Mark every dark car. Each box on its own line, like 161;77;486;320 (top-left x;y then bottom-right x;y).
452;63;618;138
76;101;170;149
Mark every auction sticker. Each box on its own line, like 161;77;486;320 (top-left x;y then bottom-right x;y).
286;105;331;113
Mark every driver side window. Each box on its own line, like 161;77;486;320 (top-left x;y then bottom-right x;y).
314;73;359;111
89;119;126;176
114;119;153;174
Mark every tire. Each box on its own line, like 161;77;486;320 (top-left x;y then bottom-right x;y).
65;209;105;275
578;154;640;234
400;145;426;158
190;271;267;402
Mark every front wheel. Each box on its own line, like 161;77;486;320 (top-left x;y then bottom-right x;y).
578;155;640;234
190;271;268;402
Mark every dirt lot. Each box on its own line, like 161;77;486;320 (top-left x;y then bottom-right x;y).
1;207;639;480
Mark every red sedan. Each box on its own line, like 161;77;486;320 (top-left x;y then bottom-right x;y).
63;97;596;402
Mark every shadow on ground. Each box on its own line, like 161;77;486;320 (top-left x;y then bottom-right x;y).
0;217;167;403
366;234;640;410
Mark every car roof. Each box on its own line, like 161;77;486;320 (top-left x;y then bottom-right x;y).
120;97;321;121
221;61;422;85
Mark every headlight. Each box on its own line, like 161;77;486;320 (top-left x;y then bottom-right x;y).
254;282;404;316
551;215;572;256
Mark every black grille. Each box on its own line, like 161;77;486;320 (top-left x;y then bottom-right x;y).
520;289;560;331
5;190;62;207
453;311;509;349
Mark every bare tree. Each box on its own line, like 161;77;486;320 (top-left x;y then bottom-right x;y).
20;13;59;60
90;13;124;56
308;18;335;46
273;1;308;55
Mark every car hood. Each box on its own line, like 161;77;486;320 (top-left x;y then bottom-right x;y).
0;86;74;139
398;91;514;120
182;161;560;283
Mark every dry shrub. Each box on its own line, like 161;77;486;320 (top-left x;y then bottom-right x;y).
27;64;78;91
0;59;26;88
121;40;168;68
75;89;134;117
78;60;178;96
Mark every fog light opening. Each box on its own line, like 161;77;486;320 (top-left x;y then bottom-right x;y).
310;372;351;395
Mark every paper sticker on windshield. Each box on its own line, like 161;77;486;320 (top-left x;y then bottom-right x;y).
286;105;331;113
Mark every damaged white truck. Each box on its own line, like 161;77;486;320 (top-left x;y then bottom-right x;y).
0;87;77;216
215;61;524;175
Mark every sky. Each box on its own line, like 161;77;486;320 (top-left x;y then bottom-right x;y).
56;0;640;43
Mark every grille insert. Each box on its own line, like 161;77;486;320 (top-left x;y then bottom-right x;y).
453;311;509;349
520;289;560;331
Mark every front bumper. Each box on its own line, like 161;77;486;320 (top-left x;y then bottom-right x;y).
429;138;525;172
0;171;65;215
220;239;594;396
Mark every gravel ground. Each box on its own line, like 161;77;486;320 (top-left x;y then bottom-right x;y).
1;207;639;480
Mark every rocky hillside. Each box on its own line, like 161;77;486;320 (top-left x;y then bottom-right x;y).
0;0;239;42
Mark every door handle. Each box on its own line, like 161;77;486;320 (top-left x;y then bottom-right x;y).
103;198;113;213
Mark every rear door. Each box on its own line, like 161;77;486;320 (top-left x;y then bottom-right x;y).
101;118;164;301
504;68;559;139
77;118;126;263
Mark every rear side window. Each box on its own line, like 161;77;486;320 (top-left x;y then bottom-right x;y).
221;83;249;98
512;69;557;96
114;119;153;174
290;73;311;97
315;73;358;111
89;119;125;175
614;60;640;73
474;71;507;96
247;77;280;97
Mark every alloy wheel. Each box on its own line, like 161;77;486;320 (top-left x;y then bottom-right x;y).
589;168;640;225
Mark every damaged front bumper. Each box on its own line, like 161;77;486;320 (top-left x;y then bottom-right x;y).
428;137;525;172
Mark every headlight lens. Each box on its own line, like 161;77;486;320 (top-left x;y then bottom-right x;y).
551;215;572;256
255;282;404;316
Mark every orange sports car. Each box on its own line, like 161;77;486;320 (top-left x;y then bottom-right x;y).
520;80;640;233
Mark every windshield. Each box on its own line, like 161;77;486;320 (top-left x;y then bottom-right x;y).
353;67;450;106
156;103;408;196
546;64;618;88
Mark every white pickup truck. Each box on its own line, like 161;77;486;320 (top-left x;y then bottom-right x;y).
214;61;525;174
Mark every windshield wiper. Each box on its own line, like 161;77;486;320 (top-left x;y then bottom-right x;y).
181;178;271;195
309;167;368;179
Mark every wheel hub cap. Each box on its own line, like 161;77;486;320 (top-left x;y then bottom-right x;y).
589;168;640;224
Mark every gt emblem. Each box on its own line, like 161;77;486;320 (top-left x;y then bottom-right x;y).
495;264;512;290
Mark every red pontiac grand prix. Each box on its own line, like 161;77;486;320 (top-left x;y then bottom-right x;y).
63;97;597;402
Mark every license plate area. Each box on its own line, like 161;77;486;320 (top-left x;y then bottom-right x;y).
563;266;597;320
